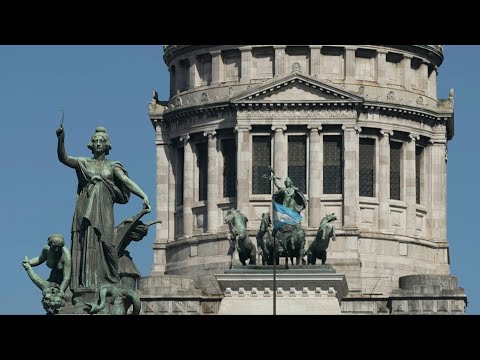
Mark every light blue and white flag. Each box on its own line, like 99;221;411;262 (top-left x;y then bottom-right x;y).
272;202;302;230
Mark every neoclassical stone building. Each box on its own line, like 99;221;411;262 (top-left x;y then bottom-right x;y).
140;45;466;314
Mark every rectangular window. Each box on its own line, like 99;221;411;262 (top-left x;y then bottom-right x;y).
224;51;241;82
197;142;208;201
323;135;343;194
416;146;423;204
390;141;402;200
386;52;402;85
198;54;212;85
252;136;271;194
222;139;237;198
359;138;375;197
355;49;376;81
288;135;307;194
321;47;344;79
176;147;184;206
252;49;274;79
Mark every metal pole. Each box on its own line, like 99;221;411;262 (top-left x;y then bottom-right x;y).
273;232;276;316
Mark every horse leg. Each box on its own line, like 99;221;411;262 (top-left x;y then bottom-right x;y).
239;252;247;266
250;248;257;265
296;253;301;266
320;250;326;265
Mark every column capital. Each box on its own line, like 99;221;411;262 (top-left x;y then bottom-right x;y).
234;125;252;132
342;124;362;133
408;133;420;142
179;134;190;143
403;54;413;60
239;46;252;52
203;130;217;139
273;45;286;50
309;45;322;49
429;138;447;145
377;49;388;55
380;129;394;137
307;125;322;133
155;124;171;146
210;50;222;56
271;125;287;132
154;119;165;133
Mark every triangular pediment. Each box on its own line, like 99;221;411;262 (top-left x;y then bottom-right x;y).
231;73;363;105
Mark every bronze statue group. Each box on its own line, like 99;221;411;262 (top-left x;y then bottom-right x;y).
225;168;337;268
23;125;157;315
23;126;336;315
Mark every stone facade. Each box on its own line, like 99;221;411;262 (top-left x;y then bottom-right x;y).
141;45;466;314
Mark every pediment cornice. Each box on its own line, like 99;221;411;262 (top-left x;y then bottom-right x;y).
231;72;363;107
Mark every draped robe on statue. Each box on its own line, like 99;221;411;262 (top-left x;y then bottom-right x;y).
70;157;130;291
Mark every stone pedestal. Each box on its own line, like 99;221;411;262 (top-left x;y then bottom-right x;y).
138;274;222;315
389;274;467;314
215;266;348;315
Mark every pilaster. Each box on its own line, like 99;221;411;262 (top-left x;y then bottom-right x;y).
240;46;252;84
235;125;252;217
272;125;288;182
274;46;286;78
205;130;218;233
308;125;323;227
342;124;361;229
378;129;393;231
211;50;224;85
181;134;193;237
309;46;322;78
406;133;420;237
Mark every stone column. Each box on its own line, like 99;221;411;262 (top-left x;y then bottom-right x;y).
342;125;361;229
189;56;200;89
402;55;413;90
169;65;175;97
308;126;322;227
211;50;224;85
424;143;433;239
430;126;447;242
310;46;322;78
428;66;438;98
274;46;286;77
181;134;194;237
168;139;175;242
419;62;429;91
235;125;252;217
406;133;419;237
152;120;170;274
240;46;252;84
344;47;356;82
376;49;387;86
174;60;184;93
204;130;218;233
272;125;288;182
378;129;393;231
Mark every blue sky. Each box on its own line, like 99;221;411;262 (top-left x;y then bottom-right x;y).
0;45;477;314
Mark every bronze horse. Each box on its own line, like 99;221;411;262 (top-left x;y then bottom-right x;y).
256;213;277;265
225;209;257;266
307;213;337;265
